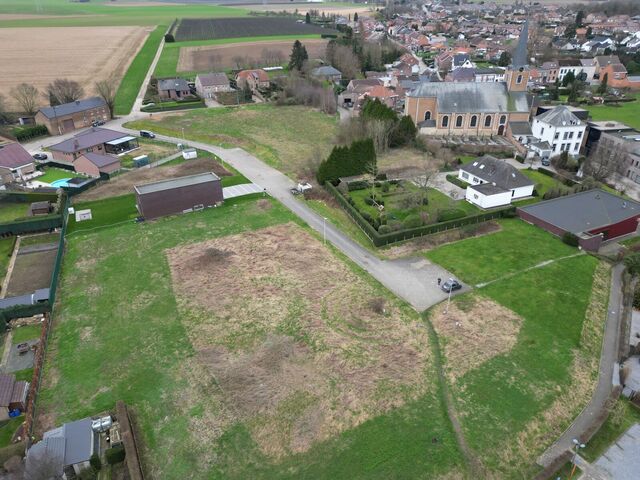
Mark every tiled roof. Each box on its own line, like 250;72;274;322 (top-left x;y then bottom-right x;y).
0;143;34;169
50;128;129;154
38;97;106;119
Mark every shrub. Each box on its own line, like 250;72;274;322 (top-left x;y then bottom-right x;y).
378;224;391;234
634;284;640;309
12;124;48;141
164;33;175;42
562;232;579;247
437;208;466;222
624;252;640;276
445;174;468;189
105;445;126;465
381;181;390;193
347;180;369;191
368;297;386;314
375;173;388;181
89;453;101;471
537;167;556;178
515;155;525;163
403;214;423;229
364;196;374;206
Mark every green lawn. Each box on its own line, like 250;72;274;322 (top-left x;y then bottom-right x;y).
521;169;569;196
37;168;84;184
425;219;578;285
14;368;34;383
155;35;323;78
0;1;247;27
0;237;14;287
20;233;59;247
125;104;338;176
580;399;640;462
0;203;28;223
586;94;640;130
11;324;42;344
114;25;165;116
67;194;139;235
304;198;375;250
0;416;23;449
37;196;464;479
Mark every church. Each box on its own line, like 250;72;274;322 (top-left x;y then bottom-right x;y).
405;22;534;137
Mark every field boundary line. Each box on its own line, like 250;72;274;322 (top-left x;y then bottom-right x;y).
1;237;21;299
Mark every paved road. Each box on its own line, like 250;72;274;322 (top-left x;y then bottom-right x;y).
538;263;625;467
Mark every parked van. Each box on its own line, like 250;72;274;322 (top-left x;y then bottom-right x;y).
140;130;155;138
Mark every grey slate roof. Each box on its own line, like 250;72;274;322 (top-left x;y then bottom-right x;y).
408;82;530;113
50;128;129;154
469;183;508;195
43;417;94;466
519;189;640;234
197;73;229;87
461;155;533;190
312;65;342;76
81;152;120;168
453;53;470;67
158;78;189;91
38;97;106;119
135;172;220;195
509;121;532;135
0;143;34;169
536;105;582;127
26;436;66;476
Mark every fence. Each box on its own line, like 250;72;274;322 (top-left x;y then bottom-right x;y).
325;182;514;247
116;401;145;480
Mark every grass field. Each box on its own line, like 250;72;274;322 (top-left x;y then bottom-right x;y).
0;203;27;223
126;105;338;176
425;219;578;285
114;25;165;116
37;196;464;479
67;194;138;235
11;324;42;344
586;94;640;130
37;168;84;184
155;34;323;78
521;169;569;196
0;237;15;286
0;416;23;449
427;227;605;476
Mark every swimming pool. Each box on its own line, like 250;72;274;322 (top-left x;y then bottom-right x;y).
50;178;72;188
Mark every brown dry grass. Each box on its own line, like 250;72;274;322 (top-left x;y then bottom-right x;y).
75;157;231;201
378;147;445;178
166;223;431;458
178;38;328;72
5;249;57;297
430;295;523;382
495;261;611;471
0;26;150;110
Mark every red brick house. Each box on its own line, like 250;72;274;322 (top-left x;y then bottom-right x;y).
600;63;640;90
73;152;121;177
235;69;269;93
35;97;110;135
49;128;139;164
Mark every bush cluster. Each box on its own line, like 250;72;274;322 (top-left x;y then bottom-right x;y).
105;445;126;465
317;138;376;184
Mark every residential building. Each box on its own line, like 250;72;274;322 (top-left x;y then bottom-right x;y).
589;127;640;184
557;58;592;82
458;155;534;208
584;120;634;156
195;73;232;98
539;61;558;84
311;65;343;83
531;106;586;157
35;97;110;135
157;78;191;100
236;69;270;93
451;52;475;70
0;143;35;185
49;128;139;164
73;152;121;177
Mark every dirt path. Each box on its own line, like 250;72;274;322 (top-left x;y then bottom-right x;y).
0;237;21;299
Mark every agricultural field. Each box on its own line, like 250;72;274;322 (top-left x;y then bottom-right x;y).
37;197;465;479
426;220;607;477
240;3;373;17
0;26;150;111
173;17;335;42
126;105;338;176
177;38;328;74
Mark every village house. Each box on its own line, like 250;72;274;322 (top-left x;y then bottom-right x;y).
73;152;121;177
531;105;586;157
35;97;110;135
0;142;35;185
49;128;139;164
157;78;191;100
236;69;270;93
195;73;232;98
311;65;343;83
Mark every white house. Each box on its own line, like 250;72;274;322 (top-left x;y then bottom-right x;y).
451;53;476;71
458;155;534;208
531;106;586;157
557;58;595;83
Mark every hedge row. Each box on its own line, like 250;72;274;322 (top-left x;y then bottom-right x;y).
325;182;514;247
0;214;62;235
537;167;577;186
445;174;468;189
0;192;58;203
12;124;48;142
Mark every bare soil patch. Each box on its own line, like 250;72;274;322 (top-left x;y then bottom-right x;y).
178;38;328;72
5;248;57;297
166;223;431;458
430;295;523;382
76;157;231;201
378;147;445;178
0;26;150;110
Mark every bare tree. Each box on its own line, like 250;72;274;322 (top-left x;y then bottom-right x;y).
11;83;39;116
331;45;361;80
413;161;437;205
232;55;244;70
583;142;627;182
206;53;222;71
45;78;85;106
94;77;117;117
365;119;392;153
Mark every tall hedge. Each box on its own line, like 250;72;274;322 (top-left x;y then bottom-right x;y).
317;138;376;184
361;98;398;122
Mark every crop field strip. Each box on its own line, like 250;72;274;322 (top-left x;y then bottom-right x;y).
173;17;336;42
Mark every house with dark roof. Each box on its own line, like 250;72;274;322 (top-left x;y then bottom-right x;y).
73;152;121;177
35;97;109;135
158;78;191;100
458;155;534;208
518;189;640;251
0;373;29;419
0;142;35;185
26;417;96;479
195;73;232;98
311;65;342;83
49;127;139;164
531;105;586;157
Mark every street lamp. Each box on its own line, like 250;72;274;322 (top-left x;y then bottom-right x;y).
568;438;586;480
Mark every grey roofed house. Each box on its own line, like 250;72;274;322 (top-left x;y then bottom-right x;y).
82;152;120;168
508;121;532;136
311;65;342;77
49;128;130;154
38;97;106;119
134;171;220;195
468;183;508;195
453;52;471;67
461;155;533;190
407;82;531;113
158;78;190;92
197;73;229;87
0;143;34;169
449;68;476;82
558;58;582;67
535;105;582;127
519;189;640;234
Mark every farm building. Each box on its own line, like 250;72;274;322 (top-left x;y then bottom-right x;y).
73;152;121;177
0;143;35;185
158;78;191;100
49;128;138;164
311;65;342;83
195;73;232;98
0;373;29;419
459;155;534;208
518;189;640;251
35;97;110;135
134;172;223;220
